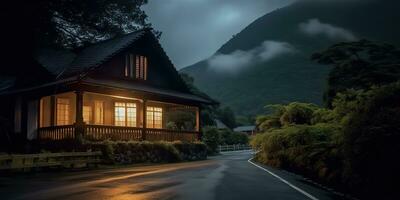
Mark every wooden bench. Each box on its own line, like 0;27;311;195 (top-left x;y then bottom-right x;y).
0;151;102;170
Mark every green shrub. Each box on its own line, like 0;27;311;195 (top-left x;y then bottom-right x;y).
280;102;318;125
173;141;207;161
39;140;207;164
251;123;343;187
202;127;220;154
342;82;400;198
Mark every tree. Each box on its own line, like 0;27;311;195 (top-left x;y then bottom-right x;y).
1;0;157;76
216;107;237;129
312;40;400;107
180;73;218;127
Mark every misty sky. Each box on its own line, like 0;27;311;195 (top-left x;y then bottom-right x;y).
143;0;295;69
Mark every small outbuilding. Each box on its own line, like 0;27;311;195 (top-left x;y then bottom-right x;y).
233;126;256;136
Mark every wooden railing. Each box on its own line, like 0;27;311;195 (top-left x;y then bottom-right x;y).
38;125;75;140
86;125;142;141
37;125;199;142
146;128;198;142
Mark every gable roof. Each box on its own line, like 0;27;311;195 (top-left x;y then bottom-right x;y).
34;29;148;78
66;29;147;77
35;48;76;76
27;29;216;105
0;76;16;92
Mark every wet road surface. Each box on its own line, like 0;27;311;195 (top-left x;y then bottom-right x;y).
0;151;344;200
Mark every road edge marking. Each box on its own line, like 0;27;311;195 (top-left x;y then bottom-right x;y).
247;158;320;200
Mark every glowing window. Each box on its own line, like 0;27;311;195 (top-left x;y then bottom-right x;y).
136;55;147;80
147;106;162;129
94;101;104;125
124;54;147;80
114;102;137;127
83;106;92;124
56;98;70;125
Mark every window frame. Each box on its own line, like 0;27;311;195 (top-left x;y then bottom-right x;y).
83;105;92;124
124;53;147;80
94;100;104;125
56;98;70;126
114;102;137;127
146;106;163;129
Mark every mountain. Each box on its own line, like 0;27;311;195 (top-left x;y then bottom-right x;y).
180;0;400;117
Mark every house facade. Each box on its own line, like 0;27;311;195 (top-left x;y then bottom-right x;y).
0;29;214;143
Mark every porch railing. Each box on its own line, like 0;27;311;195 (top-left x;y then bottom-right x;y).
146;128;198;142
86;125;143;141
38;125;198;142
38;125;75;140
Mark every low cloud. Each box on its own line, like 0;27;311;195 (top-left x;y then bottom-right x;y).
208;41;294;73
299;18;357;41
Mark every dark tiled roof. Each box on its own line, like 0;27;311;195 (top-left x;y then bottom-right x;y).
233;126;256;132
82;78;214;104
0;76;16;92
35;48;76;76
66;29;146;76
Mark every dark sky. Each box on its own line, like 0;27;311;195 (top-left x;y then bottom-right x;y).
143;0;295;69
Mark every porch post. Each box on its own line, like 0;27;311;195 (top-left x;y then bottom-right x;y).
142;99;147;141
50;96;55;126
196;106;202;140
75;90;85;140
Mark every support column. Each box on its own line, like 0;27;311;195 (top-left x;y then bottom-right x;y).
142;99;147;141
75;90;85;140
196;106;202;140
50;96;55;126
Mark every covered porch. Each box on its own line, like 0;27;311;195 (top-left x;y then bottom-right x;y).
37;91;200;142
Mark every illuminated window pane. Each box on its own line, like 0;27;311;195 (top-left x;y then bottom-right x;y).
146;106;162;129
115;104;125;126
114;102;137;127
94;101;104;125
127;103;137;127
83;106;92;124
56;98;70;125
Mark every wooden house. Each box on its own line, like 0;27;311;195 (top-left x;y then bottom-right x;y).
0;29;214;143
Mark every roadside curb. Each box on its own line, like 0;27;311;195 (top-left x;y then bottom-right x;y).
248;156;359;200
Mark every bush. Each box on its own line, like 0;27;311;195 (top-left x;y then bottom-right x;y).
342;82;400;199
279;102;318;125
173;141;207;161
38;140;207;164
202;127;249;154
251;124;343;186
253;82;400;198
202;127;220;154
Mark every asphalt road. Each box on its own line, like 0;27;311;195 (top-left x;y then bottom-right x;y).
0;151;345;200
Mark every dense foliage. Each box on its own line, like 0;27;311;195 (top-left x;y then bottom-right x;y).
4;0;153;49
39;140;207;164
202;127;249;154
180;73;239;127
252;80;400;199
313;40;400;107
252;40;400;199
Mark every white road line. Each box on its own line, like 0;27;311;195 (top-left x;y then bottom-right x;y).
248;158;320;200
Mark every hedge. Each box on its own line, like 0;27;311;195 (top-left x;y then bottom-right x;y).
38;140;207;164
